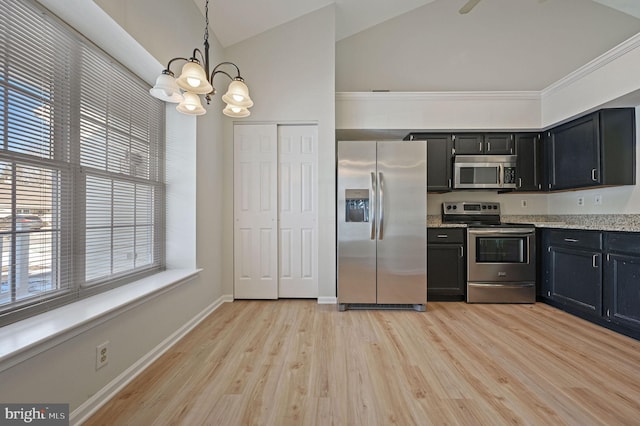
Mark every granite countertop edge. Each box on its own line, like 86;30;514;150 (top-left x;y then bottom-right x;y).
427;214;640;233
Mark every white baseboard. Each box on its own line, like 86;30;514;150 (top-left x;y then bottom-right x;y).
70;294;233;425
317;296;337;304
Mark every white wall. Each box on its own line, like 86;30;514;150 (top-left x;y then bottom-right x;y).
223;6;337;299
336;92;542;130
0;0;227;416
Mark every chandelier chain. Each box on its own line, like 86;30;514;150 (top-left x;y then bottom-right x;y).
204;0;209;44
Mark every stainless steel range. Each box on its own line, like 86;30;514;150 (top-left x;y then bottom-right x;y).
442;201;536;303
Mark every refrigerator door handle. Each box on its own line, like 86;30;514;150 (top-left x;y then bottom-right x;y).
370;172;377;240
378;171;385;240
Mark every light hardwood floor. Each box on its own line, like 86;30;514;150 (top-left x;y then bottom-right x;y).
86;301;640;425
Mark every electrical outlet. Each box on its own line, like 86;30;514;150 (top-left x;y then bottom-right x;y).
594;194;602;205
96;341;109;370
521;199;528;208
577;196;584;207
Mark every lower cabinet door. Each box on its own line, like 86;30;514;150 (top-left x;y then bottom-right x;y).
548;246;602;317
605;252;640;330
427;244;465;300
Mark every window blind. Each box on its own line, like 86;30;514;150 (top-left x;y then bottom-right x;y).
0;0;165;325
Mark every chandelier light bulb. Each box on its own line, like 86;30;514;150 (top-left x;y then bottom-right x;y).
222;79;253;108
176;92;206;115
176;61;213;94
187;77;201;88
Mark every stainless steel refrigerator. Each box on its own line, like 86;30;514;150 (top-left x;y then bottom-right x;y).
337;140;427;311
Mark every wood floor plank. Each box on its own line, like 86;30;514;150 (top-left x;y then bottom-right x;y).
85;301;640;425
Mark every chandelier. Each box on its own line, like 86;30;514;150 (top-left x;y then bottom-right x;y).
149;0;253;117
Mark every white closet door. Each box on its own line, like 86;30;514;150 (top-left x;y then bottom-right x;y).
278;125;318;298
234;124;278;299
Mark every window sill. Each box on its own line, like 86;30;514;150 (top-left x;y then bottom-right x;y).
0;268;201;373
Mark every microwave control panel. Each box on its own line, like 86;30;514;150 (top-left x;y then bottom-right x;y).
504;167;516;184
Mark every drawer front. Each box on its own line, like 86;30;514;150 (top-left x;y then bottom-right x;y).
428;228;465;244
606;232;640;255
545;229;602;251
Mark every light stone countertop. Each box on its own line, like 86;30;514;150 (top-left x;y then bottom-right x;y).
427;214;640;233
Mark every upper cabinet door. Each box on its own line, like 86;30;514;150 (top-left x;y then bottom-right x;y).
453;133;484;154
453;133;514;155
547;113;600;191
485;133;514;155
514;133;542;191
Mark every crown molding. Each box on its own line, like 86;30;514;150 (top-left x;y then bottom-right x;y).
541;32;640;97
336;91;541;102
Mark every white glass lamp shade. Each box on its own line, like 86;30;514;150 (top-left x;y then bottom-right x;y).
176;61;213;95
221;79;253;108
176;92;206;115
223;103;250;118
149;73;183;103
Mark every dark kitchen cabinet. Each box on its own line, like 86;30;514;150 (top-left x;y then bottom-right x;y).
541;229;603;319
453;133;514;155
541;228;640;340
485;133;515;154
546;108;635;191
427;228;465;300
514;133;543;191
405;133;453;192
604;232;640;332
453;133;484;154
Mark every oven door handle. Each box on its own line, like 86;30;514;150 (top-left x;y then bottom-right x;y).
468;283;535;288
468;229;535;236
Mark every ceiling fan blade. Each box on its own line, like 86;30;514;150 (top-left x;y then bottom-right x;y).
459;0;482;14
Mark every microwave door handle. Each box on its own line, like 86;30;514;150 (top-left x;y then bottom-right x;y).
370;172;377;240
498;164;503;186
378;172;385;240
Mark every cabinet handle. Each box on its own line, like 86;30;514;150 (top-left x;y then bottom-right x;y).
437;234;448;238
592;254;598;268
518;177;522;188
487;142;491;152
480;142;484;152
564;238;578;243
591;168;598;181
460;246;464;257
448;178;452;188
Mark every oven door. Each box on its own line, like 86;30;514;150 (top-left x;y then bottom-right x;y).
467;228;536;282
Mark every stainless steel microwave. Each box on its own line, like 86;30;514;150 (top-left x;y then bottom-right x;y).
453;155;517;189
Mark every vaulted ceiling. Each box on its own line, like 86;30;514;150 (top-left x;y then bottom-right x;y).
203;0;640;48
197;0;640;92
